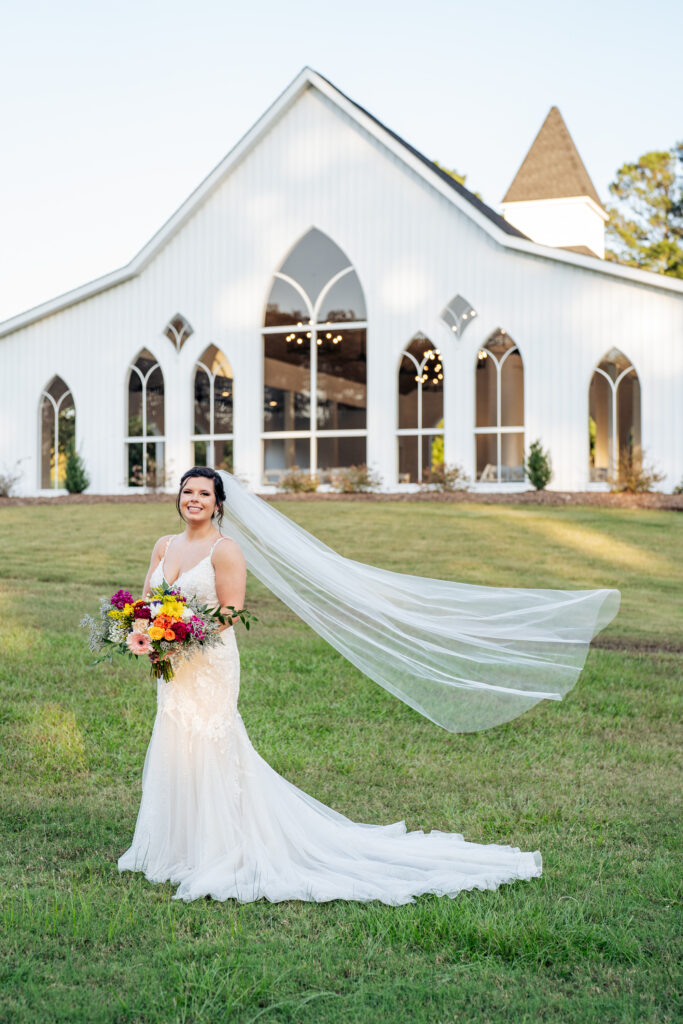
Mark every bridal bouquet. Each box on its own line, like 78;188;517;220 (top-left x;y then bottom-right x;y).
81;584;256;681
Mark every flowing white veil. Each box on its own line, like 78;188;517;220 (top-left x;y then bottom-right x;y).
217;471;620;733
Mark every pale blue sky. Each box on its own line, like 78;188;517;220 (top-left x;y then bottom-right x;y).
1;0;681;323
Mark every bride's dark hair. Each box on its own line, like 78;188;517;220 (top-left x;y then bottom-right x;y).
176;467;227;527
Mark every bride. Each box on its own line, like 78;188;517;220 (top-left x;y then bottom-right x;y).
118;466;619;904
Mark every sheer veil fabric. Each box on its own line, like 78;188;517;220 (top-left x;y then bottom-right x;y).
217;472;620;733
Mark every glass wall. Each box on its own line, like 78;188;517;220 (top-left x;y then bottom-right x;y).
262;229;367;483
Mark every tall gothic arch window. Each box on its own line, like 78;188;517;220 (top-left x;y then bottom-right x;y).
126;349;165;487
39;376;75;489
397;334;444;483
193;345;234;471
589;348;640;482
262;228;367;483
474;329;524;482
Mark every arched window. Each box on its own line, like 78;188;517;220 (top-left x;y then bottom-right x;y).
262;228;367;483
39;376;75;489
474;329;524;482
397;334;444;483
126;349;165;487
193;345;234;471
589;348;640;482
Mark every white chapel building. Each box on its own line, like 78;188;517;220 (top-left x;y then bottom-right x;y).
1;68;681;495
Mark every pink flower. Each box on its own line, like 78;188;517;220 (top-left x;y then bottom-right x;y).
126;632;151;655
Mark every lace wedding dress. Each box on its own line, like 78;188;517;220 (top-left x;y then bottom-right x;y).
118;536;542;904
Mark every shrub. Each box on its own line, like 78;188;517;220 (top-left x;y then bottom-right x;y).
329;464;382;493
609;445;665;493
420;462;469;492
64;444;90;493
279;466;320;492
0;458;25;497
524;439;552;490
673;478;683;495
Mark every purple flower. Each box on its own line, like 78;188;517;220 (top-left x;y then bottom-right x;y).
111;589;134;610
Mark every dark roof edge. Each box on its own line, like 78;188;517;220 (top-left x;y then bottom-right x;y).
312;69;529;241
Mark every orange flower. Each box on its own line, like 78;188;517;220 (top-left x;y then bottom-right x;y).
164;629;176;641
155;614;171;628
148;626;165;641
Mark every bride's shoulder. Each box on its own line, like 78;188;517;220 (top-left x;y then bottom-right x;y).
213;536;246;572
150;533;176;561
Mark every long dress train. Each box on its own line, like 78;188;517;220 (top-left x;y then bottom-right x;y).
118;537;542;904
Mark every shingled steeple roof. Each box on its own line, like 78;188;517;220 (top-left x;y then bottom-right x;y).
502;106;604;210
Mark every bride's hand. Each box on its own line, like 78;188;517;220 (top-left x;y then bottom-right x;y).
149;650;170;664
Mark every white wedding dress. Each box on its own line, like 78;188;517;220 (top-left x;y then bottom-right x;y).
118;537;542;904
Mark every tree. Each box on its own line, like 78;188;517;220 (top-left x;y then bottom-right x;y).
432;162;482;200
64;443;90;493
605;142;683;278
524;439;552;491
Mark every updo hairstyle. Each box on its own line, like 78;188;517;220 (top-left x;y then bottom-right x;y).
176;467;227;527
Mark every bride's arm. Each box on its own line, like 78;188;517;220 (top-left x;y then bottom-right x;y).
213;540;247;631
142;535;171;597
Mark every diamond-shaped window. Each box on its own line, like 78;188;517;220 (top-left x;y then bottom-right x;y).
164;314;194;351
440;295;477;337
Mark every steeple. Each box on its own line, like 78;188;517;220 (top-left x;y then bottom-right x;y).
501;107;607;258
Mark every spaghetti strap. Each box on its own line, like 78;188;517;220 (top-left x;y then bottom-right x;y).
209;535;227;557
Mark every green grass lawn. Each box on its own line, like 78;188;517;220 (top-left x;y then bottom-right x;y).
0;502;680;1023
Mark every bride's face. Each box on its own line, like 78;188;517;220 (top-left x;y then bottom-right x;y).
179;477;217;524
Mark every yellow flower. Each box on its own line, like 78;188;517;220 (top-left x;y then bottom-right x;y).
162;599;185;619
148;626;165;641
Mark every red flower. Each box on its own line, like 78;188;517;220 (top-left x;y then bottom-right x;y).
172;621;189;640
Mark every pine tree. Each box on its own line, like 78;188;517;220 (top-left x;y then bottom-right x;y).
605;142;683;278
524;439;552;491
64;443;90;493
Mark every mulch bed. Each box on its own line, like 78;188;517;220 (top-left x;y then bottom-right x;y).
1;490;682;509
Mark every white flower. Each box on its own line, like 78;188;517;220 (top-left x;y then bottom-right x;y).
148;601;162;618
108;624;127;643
133;618;149;633
181;607;193;622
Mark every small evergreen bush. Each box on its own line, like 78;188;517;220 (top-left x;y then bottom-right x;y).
524;440;552;490
64;444;90;493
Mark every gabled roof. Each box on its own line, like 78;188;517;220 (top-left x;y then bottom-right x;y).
312;70;527;240
502;106;604;210
1;70;680;339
